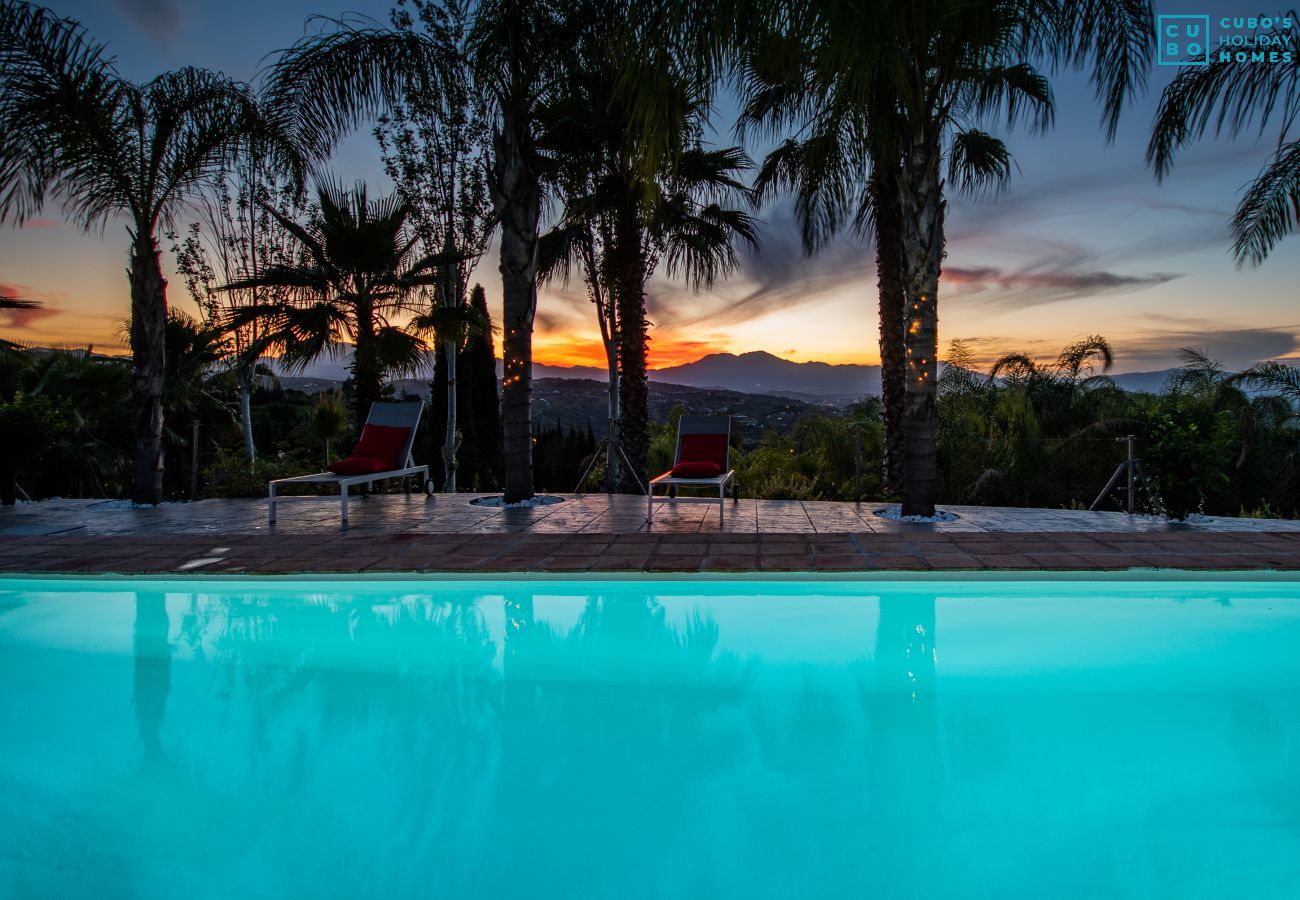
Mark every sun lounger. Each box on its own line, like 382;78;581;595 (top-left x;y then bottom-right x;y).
647;415;737;524
268;401;430;524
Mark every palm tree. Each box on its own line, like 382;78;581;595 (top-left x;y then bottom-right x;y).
543;25;757;487
741;76;996;495
222;182;438;426
1149;15;1300;265
267;4;578;503
0;1;291;503
735;0;1152;516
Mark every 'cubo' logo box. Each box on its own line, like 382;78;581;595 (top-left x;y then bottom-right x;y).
1158;15;1211;65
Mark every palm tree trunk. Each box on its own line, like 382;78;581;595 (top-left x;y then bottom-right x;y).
239;369;256;463
496;108;541;504
442;338;459;491
871;167;906;494
896;129;945;517
613;204;648;490
129;230;167;505
352;297;381;426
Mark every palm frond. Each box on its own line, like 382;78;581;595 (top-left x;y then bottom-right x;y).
1149;24;1297;180
1043;0;1154;141
266;17;446;165
359;324;429;378
948;129;1014;197
537;221;589;286
1055;335;1114;380
1233;361;1300;402
1230;139;1300;266
657;201;759;290
409;303;490;348
989;352;1040;383
0;0;135;226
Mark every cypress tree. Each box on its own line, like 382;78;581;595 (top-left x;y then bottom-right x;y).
465;284;502;490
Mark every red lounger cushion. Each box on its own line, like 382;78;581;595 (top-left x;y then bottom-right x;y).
326;424;411;475
351;424;410;468
670;460;723;478
670;432;728;478
326;456;394;475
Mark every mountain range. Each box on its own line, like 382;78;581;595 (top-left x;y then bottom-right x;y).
278;348;1182;403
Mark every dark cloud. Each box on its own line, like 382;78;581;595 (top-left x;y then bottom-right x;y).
657;201;871;329
1143;199;1231;218
533;285;591;333
111;0;182;43
1117;320;1300;371
0;283;58;329
945;245;1178;307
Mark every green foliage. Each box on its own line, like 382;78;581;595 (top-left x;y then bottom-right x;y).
0;346;133;499
201;446;316;498
1142;404;1229;520
0;391;70;503
647;402;885;502
220;181;438;424
310;392;349;466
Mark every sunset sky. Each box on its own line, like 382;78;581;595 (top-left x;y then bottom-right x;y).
1;0;1297;373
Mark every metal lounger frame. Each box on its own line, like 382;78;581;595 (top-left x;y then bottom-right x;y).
647;415;737;524
268;401;431;524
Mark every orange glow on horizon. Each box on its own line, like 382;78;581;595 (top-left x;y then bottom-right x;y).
532;330;747;370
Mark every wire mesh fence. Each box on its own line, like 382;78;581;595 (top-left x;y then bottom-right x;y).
181;410;1300;520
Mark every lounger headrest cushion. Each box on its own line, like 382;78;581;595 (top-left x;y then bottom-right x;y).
326;456;395;475
678;432;727;466
352;423;410;467
670;460;723;478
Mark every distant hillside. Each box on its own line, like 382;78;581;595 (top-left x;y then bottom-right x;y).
281;374;812;443
530;378;812;443
651;351;880;401
1108;369;1180;394
273;348;1212;403
278;346;879;402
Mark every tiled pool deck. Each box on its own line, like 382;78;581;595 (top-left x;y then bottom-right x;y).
4;494;1300;574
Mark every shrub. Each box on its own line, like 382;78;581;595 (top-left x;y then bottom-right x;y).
202;448;319;498
0;392;71;504
1142;406;1229;520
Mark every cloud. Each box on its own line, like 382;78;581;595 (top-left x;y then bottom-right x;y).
944;243;1179;307
17;217;60;230
659;201;871;329
110;0;182;43
0;283;59;330
1117;317;1300;370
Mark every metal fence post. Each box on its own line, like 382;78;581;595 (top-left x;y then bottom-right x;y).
1126;434;1135;514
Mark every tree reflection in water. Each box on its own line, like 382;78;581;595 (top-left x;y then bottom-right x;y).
158;585;749;894
132;592;172;762
860;592;942;894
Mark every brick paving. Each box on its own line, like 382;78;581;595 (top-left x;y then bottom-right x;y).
3;494;1300;574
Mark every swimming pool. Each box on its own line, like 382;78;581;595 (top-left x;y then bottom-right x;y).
1;575;1298;898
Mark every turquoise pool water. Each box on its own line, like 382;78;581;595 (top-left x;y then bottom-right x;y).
1;576;1298;898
